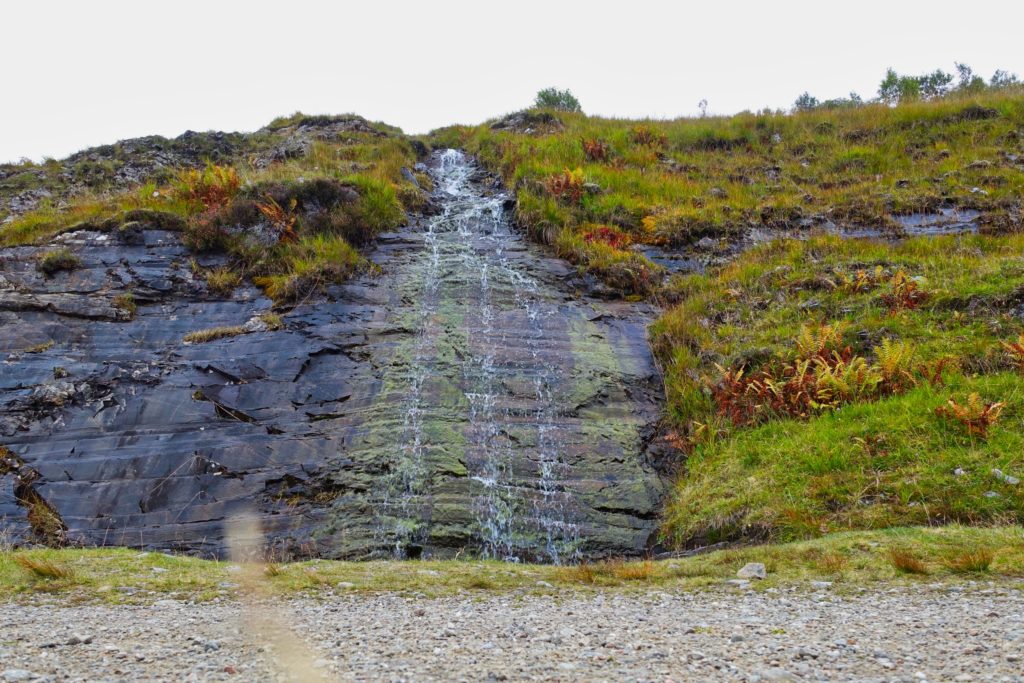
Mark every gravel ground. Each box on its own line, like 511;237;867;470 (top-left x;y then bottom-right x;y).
2;585;1023;682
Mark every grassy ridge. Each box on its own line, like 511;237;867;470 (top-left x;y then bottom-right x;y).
0;114;426;305
436;88;1024;294
2;526;1021;602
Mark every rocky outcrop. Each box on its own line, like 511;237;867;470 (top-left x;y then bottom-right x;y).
0;115;407;222
0;152;672;561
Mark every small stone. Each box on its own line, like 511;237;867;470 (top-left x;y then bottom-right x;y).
153;599;180;608
811;581;833;589
983;491;1000;498
242;316;268;333
953;467;966;476
67;633;93;645
737;562;767;580
151;567;168;574
760;668;797;682
725;579;751;588
730;634;745;643
535;581;553;588
992;468;1020;485
336;582;355;589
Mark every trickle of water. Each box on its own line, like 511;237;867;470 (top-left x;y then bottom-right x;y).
373;149;581;563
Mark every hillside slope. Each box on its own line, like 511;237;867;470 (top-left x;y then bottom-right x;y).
437;90;1024;546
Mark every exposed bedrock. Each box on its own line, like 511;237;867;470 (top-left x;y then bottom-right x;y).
0;151;673;561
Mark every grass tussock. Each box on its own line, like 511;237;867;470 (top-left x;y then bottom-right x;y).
205;267;242;296
558;559;659;585
942;548;995;573
36;248;81;275
113;292;137;319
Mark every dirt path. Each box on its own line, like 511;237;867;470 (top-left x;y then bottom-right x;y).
2;585;1022;682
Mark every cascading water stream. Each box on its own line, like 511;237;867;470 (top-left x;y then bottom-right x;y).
373;149;579;562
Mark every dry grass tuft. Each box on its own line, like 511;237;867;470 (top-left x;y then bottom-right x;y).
302;568;328;586
611;559;656;581
558;562;599;584
15;555;75;580
816;552;849;574
183;325;247;344
888;548;929;574
557;558;657;584
943;548;994;573
259;313;284;331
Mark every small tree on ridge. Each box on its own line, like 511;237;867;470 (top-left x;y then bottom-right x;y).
534;87;582;112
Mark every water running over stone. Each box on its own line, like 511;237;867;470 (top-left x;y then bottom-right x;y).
0;150;668;562
353;150;663;561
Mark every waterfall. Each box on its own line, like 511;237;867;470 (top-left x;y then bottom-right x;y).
374;150;580;562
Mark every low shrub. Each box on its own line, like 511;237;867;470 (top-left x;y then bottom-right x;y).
581;137;610;162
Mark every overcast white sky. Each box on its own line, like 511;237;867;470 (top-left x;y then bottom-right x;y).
3;0;1023;162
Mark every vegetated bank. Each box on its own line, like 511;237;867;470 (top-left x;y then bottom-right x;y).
434;82;1024;548
1;112;428;305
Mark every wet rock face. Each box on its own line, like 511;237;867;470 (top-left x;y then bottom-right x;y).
0;151;669;561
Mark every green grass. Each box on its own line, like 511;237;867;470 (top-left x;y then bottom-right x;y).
436;87;1024;294
1;526;1020;603
663;373;1024;545
252;234;367;303
652;231;1024;546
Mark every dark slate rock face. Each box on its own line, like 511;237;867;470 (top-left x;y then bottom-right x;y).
0;151;672;562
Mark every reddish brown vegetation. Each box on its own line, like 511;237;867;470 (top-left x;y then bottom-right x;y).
544;168;585;203
935;393;1004;438
581;137;610;162
581;225;632;249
